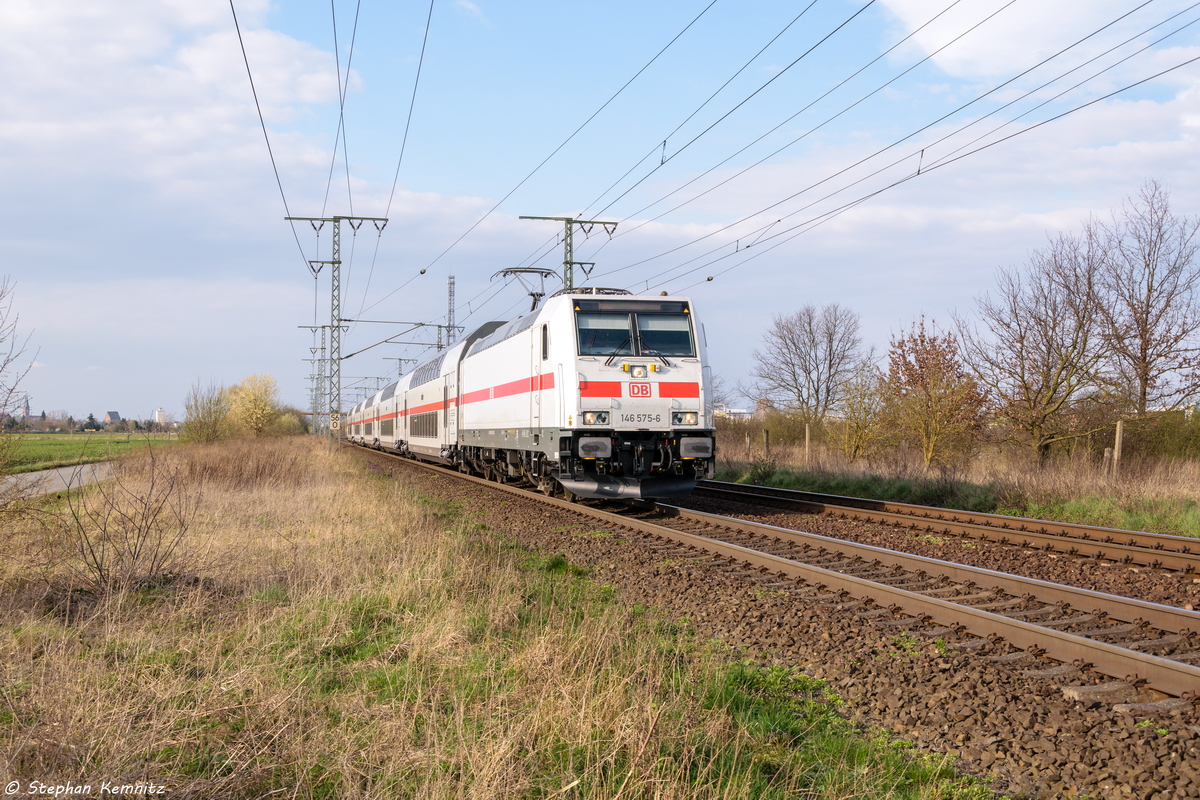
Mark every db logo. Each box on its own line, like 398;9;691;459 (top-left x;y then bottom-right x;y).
629;382;652;397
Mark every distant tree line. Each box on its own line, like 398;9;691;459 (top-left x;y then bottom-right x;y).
182;374;309;443
742;180;1200;469
3;412;175;434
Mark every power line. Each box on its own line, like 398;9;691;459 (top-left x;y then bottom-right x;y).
228;0;308;268
648;48;1200;296
594;0;878;218
354;0;437;329
593;0;974;250
384;0;437;221
579;1;823;217
592;0;1158;283
383;0;722;297
320;0;364;220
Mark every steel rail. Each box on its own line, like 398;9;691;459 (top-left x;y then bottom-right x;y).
695;481;1200;573
656;504;1200;635
355;447;1200;698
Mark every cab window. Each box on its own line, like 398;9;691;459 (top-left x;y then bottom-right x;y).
637;314;695;357
577;312;634;356
575;306;696;358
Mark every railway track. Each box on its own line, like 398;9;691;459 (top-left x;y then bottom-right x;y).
354;446;1200;700
695;480;1200;574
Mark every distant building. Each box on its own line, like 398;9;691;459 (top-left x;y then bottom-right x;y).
103;411;121;424
154;408;166;425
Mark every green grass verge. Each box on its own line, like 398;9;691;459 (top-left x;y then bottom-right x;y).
994;496;1200;537
5;433;181;474
717;466;1004;514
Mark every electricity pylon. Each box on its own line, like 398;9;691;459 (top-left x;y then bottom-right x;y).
519;216;617;291
288;215;387;450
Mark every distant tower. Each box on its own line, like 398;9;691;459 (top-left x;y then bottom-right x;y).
22;395;30;419
447;274;456;346
155;408;166;425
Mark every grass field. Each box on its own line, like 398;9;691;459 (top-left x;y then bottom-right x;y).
4;433;181;474
0;438;997;799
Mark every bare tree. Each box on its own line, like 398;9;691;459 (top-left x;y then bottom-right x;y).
0;278;32;420
746;304;862;425
884;318;987;468
182;380;229;444
838;355;887;461
957;230;1115;463
1099;179;1200;414
0;278;35;511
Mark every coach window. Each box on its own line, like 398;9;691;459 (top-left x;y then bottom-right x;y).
541;324;548;360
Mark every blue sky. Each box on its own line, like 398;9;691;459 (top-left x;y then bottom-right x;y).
5;0;1200;419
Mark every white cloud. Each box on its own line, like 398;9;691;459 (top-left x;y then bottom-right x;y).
456;1;487;23
878;0;1199;80
0;0;346;250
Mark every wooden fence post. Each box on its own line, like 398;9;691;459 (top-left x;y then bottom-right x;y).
1112;420;1124;479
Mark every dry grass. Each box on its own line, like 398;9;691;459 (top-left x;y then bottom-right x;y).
0;438;993;799
719;429;1200;535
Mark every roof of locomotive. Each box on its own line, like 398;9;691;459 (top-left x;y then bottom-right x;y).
464;291;697;358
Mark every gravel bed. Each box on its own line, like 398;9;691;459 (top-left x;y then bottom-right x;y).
671;495;1200;611
360;451;1200;799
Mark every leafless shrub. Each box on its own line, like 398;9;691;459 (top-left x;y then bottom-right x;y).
181;379;229;444
61;448;201;594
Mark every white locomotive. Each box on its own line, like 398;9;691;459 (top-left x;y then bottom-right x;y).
346;288;716;500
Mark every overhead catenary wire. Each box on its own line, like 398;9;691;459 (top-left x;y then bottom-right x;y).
452;1;861;330
919;3;1200;172
501;0;826;279
419;1;1187;351
578;0;824;218
360;0;722;320
593;0;879;219
652;48;1200;296
320;0;362;221
455;0;914;330
353;0;437;329
590;0;1160;284
228;0;308;270
355;3;1190;364
381;0;913;336
591;0;976;252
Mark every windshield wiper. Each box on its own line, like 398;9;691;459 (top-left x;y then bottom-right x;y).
641;348;672;368
604;336;632;366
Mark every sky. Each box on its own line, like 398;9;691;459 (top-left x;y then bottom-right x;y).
4;0;1200;420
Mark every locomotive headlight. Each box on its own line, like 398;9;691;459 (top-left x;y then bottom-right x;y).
622;364;649;379
672;412;699;425
582;411;609;425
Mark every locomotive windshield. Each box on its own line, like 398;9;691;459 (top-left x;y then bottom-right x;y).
575;300;696;357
